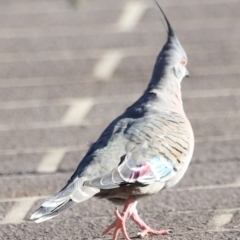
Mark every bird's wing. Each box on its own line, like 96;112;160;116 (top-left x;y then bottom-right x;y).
84;111;192;190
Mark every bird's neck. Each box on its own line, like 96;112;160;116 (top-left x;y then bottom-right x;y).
147;76;184;113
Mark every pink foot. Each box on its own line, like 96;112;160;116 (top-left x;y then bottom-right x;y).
137;227;170;238
130;208;171;238
102;196;170;240
103;208;131;240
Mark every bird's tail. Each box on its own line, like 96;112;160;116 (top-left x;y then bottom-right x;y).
30;177;100;223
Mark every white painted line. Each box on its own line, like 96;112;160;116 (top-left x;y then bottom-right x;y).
208;213;234;229
93;50;123;80
61;98;94;126
36;149;66;173
2;199;36;224
233;177;240;186
0;98;95;131
117;1;147;31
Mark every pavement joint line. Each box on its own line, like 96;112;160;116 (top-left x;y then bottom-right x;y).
93;50;123;81
0;22;238;39
0;2;72;15
0;196;239;217
83;114;230;125
0;201;239;226
1;132;240;155
195;135;240;143
0;121;81;131
80;111;240;125
193;65;240;76
169;228;240;236
168;207;240;215
207;213;234;229
0;195;50;203
0;43;238;65
1;172;240;190
117;0;147;32
0;7;239;38
188;111;240;119
0;109;240;132
0;87;240;109
171;182;240;191
0;0;238;17
0;99;239;132
1;199;37;224
138;17;240;32
36;149;66;173
0;46;156;63
0;172;69;180
0;26;99;39
0;79;83;88
61;98;95;126
0;74;107;88
0;50;103;63
0;98;81;109
1;196;239;216
183;88;240;99
0;16;238;41
0;145;86;156
169;0;240;6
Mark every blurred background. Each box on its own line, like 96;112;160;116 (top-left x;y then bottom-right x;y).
0;0;240;239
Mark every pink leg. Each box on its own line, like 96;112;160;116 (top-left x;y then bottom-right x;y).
102;197;135;240
130;205;170;238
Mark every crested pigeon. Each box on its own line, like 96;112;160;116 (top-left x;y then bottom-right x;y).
31;3;194;240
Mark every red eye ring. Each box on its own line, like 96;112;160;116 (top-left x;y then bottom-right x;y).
181;58;186;66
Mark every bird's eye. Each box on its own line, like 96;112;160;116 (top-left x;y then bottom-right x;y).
180;58;186;66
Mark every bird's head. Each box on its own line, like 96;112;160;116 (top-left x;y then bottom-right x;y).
148;2;189;90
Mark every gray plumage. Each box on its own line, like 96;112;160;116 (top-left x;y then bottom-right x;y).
31;3;194;226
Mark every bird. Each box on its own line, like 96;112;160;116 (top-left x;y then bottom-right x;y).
30;2;194;240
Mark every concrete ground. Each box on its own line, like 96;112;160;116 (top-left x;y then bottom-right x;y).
0;0;239;239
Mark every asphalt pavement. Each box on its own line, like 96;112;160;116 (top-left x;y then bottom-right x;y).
0;0;240;239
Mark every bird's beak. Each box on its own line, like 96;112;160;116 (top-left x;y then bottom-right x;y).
185;69;190;78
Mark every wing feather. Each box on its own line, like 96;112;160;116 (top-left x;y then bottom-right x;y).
84;112;191;191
